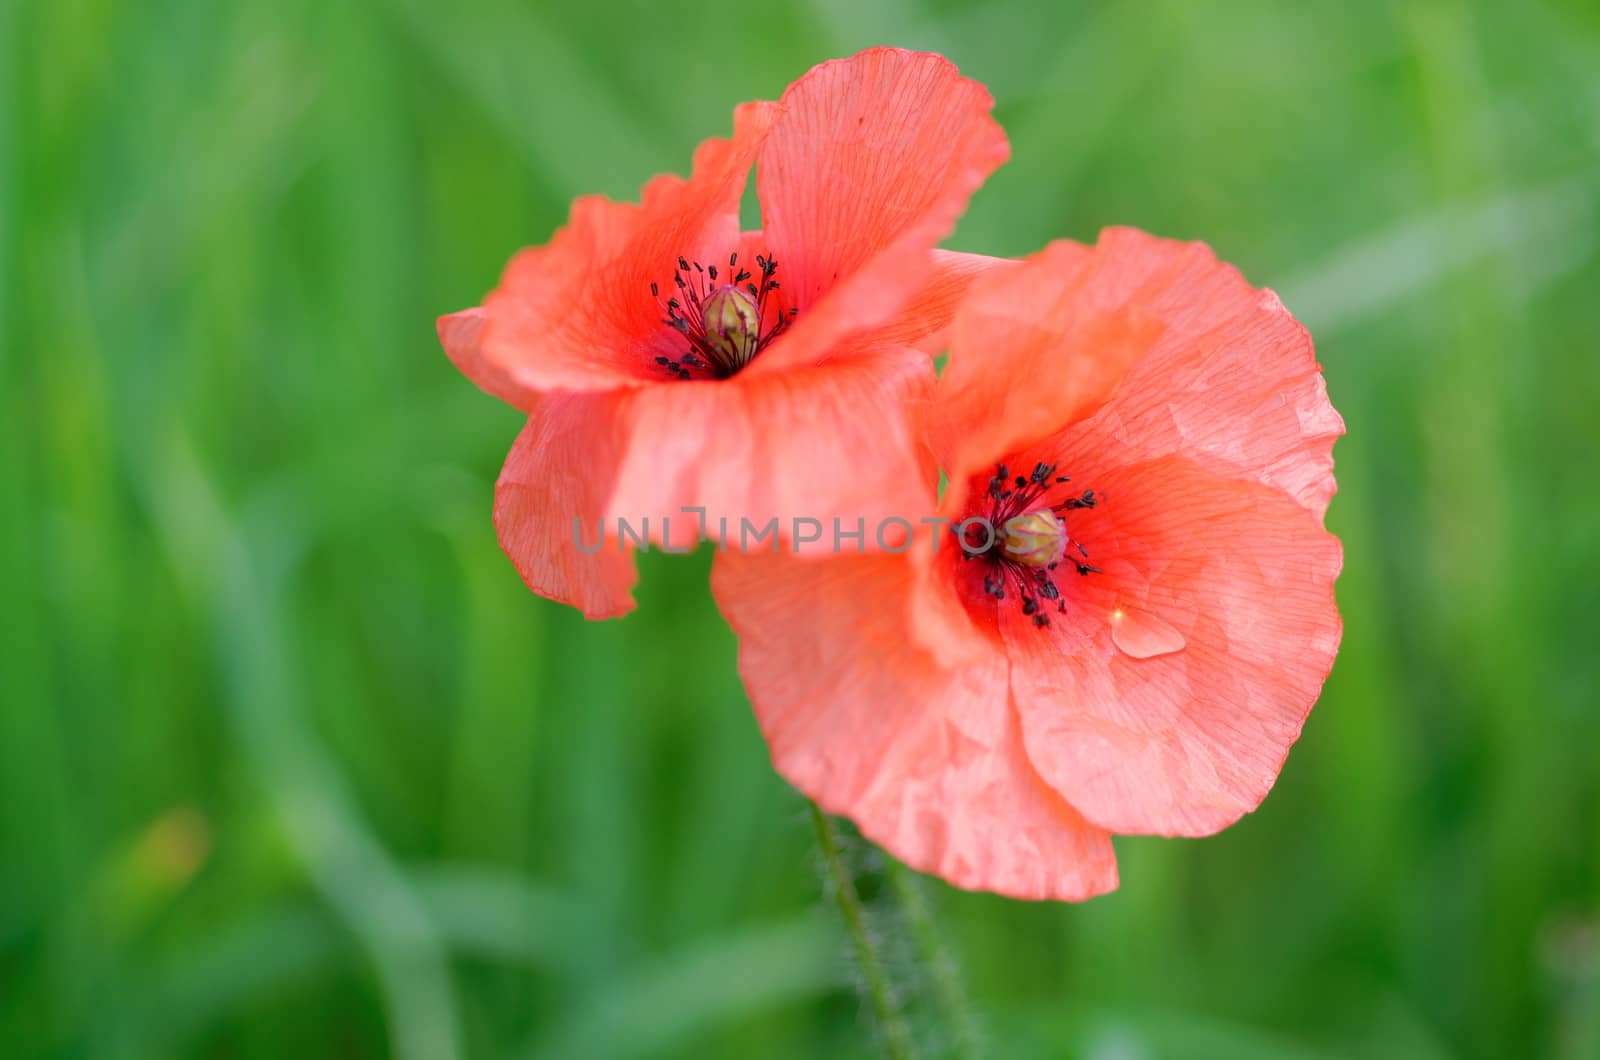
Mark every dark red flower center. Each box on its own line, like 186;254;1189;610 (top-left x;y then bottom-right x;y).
958;461;1101;628
650;252;796;380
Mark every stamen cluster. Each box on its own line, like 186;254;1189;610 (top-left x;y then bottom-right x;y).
960;461;1101;627
650;252;796;379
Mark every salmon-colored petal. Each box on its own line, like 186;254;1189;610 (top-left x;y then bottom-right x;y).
932;229;1342;521
740;249;1015;383
753;48;1008;374
1001;456;1343;836
860;250;1018;353
437;308;535;413
930;239;1161;506
478;101;782;394
1046;228;1343;518
602;345;938;550
495;394;638;620
713;550;1119;901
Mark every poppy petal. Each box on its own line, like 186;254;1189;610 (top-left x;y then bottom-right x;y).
931;238;1155;496
1043;228;1343;517
477;101;782;394
863;249;1018;353
495;394;639;619
1002;455;1343;837
713;550;1120;901
602;345;938;551
437;308;535;413
753;48;1009;373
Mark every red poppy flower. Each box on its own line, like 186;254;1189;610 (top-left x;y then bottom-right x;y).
713;228;1344;900
439;48;1009;618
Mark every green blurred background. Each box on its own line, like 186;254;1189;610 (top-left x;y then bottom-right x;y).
4;0;1599;1057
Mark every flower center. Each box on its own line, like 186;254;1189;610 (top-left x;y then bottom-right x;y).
650;252;796;379
960;461;1101;628
1002;509;1068;569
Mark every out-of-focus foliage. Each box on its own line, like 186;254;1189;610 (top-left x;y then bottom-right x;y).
3;1;1598;1057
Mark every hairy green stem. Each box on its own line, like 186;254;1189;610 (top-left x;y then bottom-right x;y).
886;861;981;1059
809;803;915;1060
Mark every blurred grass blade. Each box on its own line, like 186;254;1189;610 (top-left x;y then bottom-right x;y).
523;913;847;1060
